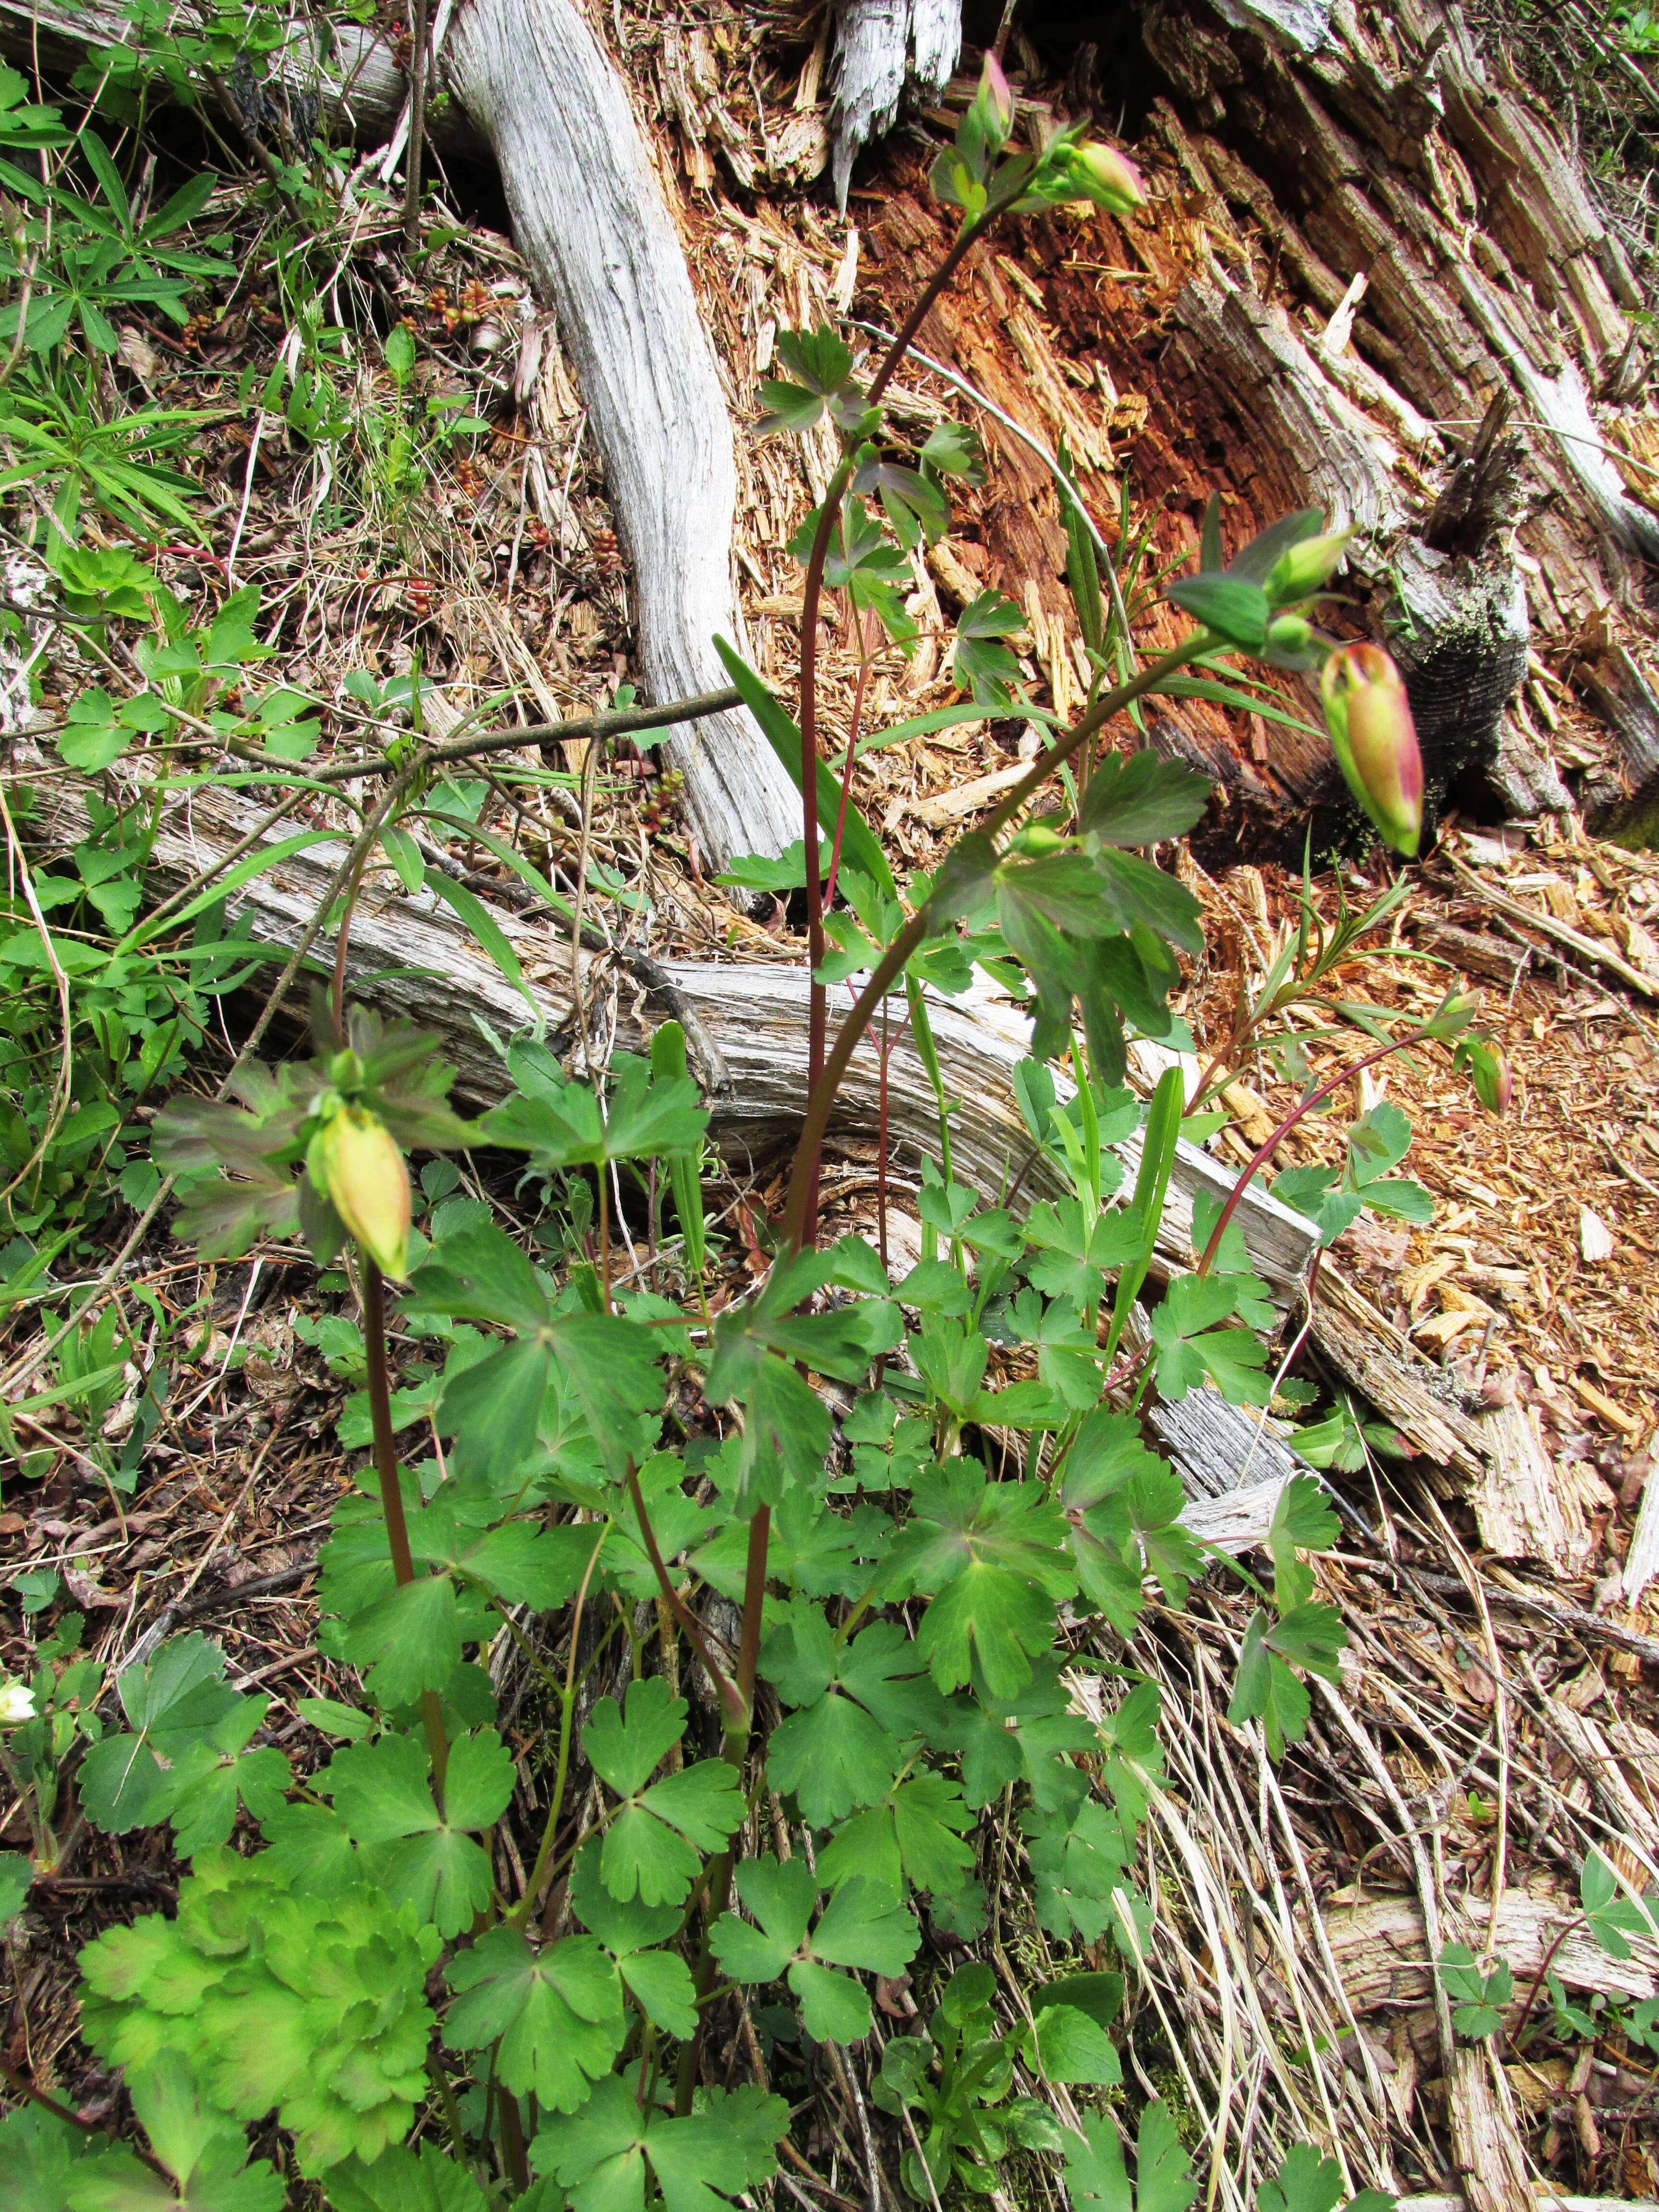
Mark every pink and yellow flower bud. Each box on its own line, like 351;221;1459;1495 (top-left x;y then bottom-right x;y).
1072;143;1146;215
976;50;1015;149
1482;1048;1513;1116
319;1104;410;1281
1461;1038;1512;1116
1320;642;1423;858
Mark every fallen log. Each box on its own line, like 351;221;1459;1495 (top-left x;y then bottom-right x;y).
41;775;1319;1310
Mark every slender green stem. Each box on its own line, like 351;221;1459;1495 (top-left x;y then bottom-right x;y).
363;1258;448;1797
795;454;857;1244
515;1527;605;1928
791;215;986;1246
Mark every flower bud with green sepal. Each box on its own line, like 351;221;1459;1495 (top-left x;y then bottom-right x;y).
1320;641;1423;857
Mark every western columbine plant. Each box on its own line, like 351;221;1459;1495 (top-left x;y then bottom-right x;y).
3;54;1503;2210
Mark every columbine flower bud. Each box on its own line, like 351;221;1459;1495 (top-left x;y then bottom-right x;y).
1266;527;1354;606
976;50;1015;151
1265;613;1315;655
1071;142;1146;215
319;1104;410;1281
1460;1037;1512;1115
0;1678;36;1727
1481;1048;1513;1116
1320;642;1423;858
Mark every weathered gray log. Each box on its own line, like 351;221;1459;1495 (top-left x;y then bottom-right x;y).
0;0;798;874
442;0;800;871
43;776;1320;1309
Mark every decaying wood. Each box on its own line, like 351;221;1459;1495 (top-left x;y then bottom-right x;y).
1625;1474;1659;1609
1576;643;1659;847
48;777;1318;1305
1149;1380;1301;1498
1447;2047;1533;2212
828;0;961;209
1468;1401;1599;1578
1322;1883;1659;2050
1309;1267;1490;1480
1407;918;1528;992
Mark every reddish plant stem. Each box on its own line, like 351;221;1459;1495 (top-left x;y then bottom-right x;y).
364;1259;449;1795
824;605;877;913
793;221;984;1248
1193;1019;1445;1280
497;2078;530;2196
403;0;429;255
1509;1914;1583;2051
0;2058;164;2168
734;1505;770;1735
779;641;1197;1253
626;1466;745;1732
672;1502;769;2118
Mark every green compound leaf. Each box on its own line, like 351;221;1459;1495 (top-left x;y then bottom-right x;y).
1023;1797;1139;1946
443;1926;625;2110
1580;1848;1656;1961
881;1463;1075;1698
815;1772;976;1899
761;1608;948;1827
710;1858;919;2045
338;1574;463;1710
77;1634;291;1856
321;2140;492;2212
531;2077;789;2212
1078;752;1211;848
948;1659;1096;1816
1227;1605;1347;1758
583;1678;744;1905
323;1728;513;1936
78;1852;440;2178
1435;1941;1513;2039
1148;1275;1271;1406
1256;2141;1397;2212
1064;2102;1196;2212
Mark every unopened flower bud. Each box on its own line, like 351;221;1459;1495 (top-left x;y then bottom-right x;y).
1481;1048;1513;1116
1265;613;1316;655
319;1104;410;1281
1460;1037;1512;1115
1072;142;1146;215
0;1678;36;1727
1266;527;1354;606
1320;642;1423;858
976;50;1015;148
